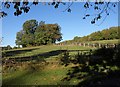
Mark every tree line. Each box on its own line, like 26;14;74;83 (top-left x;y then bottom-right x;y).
15;20;62;47
73;26;119;42
60;26;119;45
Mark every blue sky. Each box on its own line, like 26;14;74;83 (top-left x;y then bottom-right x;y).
2;2;118;47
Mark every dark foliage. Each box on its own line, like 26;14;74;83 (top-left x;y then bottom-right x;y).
60;44;120;86
2;45;12;50
0;1;118;24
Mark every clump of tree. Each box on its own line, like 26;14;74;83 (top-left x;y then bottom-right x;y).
60;26;119;45
15;19;62;47
73;26;119;42
2;45;12;51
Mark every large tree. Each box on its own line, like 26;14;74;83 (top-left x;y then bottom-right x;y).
15;30;24;46
35;23;62;45
23;19;38;34
16;19;38;47
16;19;62;47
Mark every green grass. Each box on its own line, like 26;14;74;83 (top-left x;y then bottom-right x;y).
85;39;119;44
3;45;95;59
2;41;119;85
3;45;92;85
2;57;78;85
3;39;118;59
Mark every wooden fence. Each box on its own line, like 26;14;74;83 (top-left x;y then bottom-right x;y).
56;42;117;48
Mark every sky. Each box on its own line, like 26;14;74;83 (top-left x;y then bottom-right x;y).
1;2;118;47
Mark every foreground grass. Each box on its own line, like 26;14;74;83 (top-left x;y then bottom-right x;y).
3;45;90;85
3;67;66;85
2;57;80;85
2;44;119;86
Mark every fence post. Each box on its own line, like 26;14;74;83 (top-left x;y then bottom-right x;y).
79;43;81;46
84;43;86;47
93;44;95;48
88;43;90;47
99;43;101;48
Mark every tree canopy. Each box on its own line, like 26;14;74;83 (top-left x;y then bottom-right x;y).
60;26;119;44
15;19;62;47
73;26;119;41
0;0;118;24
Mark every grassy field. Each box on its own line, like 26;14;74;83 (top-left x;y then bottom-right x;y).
2;45;94;85
2;45;95;58
3;62;69;85
86;39;119;44
2;43;120;86
61;39;119;45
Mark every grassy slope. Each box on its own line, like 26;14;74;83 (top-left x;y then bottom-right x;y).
3;45;95;58
2;39;119;85
3;63;70;85
62;39;119;44
3;45;92;85
86;39;118;44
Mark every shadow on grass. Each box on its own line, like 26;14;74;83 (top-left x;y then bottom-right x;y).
2;70;30;86
2;68;44;86
6;50;67;62
2;49;69;75
2;48;39;58
2;59;48;86
60;44;120;86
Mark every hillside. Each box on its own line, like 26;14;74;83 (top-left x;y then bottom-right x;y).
2;45;95;85
2;45;120;86
60;26;119;44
